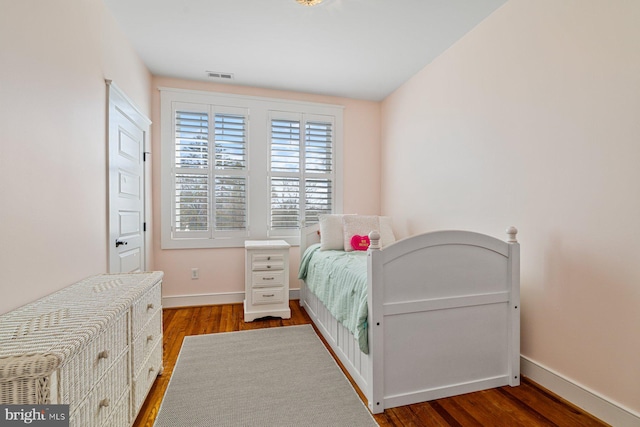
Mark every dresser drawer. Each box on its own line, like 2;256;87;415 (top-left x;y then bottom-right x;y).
132;309;162;376
251;271;284;287
252;288;284;305
131;282;161;336
101;391;130;427
59;311;128;406
133;341;162;414
69;351;129;427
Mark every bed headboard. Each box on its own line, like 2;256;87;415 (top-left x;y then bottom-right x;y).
300;224;321;254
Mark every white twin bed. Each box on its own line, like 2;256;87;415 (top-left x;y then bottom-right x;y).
298;219;520;414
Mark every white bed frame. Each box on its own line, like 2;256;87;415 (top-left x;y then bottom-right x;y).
299;225;520;414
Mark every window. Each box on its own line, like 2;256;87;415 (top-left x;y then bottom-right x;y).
172;106;248;239
160;89;343;249
269;113;334;238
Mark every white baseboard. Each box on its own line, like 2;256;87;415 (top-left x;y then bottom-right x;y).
521;355;639;427
162;289;300;308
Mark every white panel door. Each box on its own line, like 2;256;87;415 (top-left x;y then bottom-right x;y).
108;82;151;273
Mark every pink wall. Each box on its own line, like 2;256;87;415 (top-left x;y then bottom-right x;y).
151;77;381;301
381;0;640;417
0;0;151;314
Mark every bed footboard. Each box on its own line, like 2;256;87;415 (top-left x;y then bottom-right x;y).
367;227;520;413
299;225;520;415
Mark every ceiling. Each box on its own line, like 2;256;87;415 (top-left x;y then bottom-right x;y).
104;0;506;101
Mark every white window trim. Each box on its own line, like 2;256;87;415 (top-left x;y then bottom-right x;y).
160;87;343;249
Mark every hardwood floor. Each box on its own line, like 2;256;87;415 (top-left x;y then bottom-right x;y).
132;301;608;427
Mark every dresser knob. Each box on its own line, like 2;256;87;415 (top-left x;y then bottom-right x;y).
99;398;110;408
147;303;154;310
147;334;154;342
98;350;109;360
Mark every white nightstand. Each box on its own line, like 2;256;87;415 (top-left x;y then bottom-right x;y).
244;240;291;322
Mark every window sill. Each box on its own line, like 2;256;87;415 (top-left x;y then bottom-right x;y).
161;235;300;250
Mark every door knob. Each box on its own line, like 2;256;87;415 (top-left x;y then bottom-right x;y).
115;239;128;247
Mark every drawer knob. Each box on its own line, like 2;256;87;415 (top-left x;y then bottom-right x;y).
266;265;271;269
147;334;154;342
149;366;155;375
264;294;274;298
97;350;109;360
267;256;271;260
263;277;274;281
99;398;110;408
147;303;154;310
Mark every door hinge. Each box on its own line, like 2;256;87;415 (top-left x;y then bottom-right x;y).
143;222;147;232
143;152;150;162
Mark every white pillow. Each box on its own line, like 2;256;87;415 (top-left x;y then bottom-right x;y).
343;215;379;252
319;214;348;250
379;216;396;247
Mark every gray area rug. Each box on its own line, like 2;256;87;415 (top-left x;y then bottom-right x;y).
154;325;378;427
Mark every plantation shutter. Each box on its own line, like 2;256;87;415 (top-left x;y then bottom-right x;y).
161;88;343;249
174;108;210;237
304;121;333;224
172;104;248;239
270;118;300;230
269;113;334;233
214;113;247;232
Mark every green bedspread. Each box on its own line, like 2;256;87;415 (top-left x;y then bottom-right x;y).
298;244;369;354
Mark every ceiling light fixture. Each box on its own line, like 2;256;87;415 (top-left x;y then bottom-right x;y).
296;0;324;6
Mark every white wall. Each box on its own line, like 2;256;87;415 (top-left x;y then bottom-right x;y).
381;0;640;417
0;0;151;314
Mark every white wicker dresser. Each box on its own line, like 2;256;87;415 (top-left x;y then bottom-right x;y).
0;272;163;427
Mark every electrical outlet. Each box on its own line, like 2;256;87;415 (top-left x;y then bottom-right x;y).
191;268;199;280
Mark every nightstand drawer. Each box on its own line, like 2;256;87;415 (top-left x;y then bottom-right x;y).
252;288;284;305
251;261;284;271
252;271;284;287
252;254;284;263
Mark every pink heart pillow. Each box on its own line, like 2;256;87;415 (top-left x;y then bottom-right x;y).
350;234;370;251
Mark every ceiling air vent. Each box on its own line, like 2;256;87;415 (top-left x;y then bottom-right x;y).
206;71;234;80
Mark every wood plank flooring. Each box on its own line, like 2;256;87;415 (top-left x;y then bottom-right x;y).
132;301;609;427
